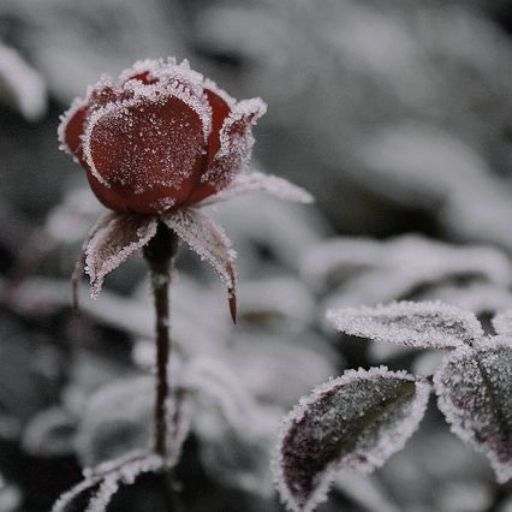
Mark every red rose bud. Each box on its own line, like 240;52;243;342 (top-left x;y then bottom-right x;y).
58;58;266;214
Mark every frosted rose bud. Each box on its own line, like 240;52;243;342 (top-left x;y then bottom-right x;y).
58;58;266;214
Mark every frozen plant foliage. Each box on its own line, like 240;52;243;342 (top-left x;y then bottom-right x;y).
0;44;47;120
274;368;431;512
304;234;512;308
329;300;512;485
327;301;482;349
434;341;512;483
51;451;165;512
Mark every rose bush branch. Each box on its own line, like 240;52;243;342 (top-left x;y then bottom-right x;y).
142;222;178;457
54;57;312;511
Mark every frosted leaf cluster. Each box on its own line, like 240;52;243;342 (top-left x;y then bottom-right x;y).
301;234;512;308
327;301;483;349
273;368;431;512
328;300;512;485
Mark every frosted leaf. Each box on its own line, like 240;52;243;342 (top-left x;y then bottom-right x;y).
161;208;238;321
45;187;102;244
0;475;21;512
22;406;76;457
420;282;512;317
75;376;191;469
317;235;512;307
236;276;315;334
51;451;165;512
199;171;314;206
184;356;259;433
434;342;512;483
300;238;384;290
273;368;431;512
0;44;47;120
84;213;157;298
327;301;483;349
84;453;164;512
492;310;512;336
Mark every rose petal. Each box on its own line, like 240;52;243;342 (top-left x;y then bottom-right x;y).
83;94;208;214
58;98;89;161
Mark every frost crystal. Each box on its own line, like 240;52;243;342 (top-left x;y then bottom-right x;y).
199;171;314;206
327;301;483;349
434;341;512;483
273;368;431;512
161;208;238;321
84;213;157;298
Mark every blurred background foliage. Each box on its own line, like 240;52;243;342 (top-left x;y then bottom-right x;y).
1;0;512;511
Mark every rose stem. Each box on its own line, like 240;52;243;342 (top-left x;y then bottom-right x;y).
143;221;179;457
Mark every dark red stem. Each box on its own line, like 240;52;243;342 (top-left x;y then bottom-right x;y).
143;222;178;457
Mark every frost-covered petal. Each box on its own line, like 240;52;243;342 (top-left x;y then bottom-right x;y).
0;44;47;121
83;92;208;214
58;98;89;160
188;98;267;203
198;171;314;206
84;213;158;298
273;368;431;512
161;208;237;322
327;301;483;349
434;341;512;483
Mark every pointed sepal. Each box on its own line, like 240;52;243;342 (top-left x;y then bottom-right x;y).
161;208;237;322
198;171;314;207
83;212;158;298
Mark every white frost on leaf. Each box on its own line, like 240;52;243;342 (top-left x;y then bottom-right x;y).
327;301;483;349
307;235;512;307
491;310;512;337
199;171;314;207
161;208;238;321
434;341;512;483
0;44;47;121
51;451;165;512
84;213;157;298
273;367;431;512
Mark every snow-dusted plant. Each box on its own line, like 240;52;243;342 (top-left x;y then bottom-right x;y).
55;56;312;511
274;300;512;512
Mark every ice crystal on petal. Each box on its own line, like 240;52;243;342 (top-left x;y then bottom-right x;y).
199;171;314;206
161;208;237;321
0;44;47;121
82;92;206;193
273;368;431;512
434;342;512;482
84;213;157;298
201;98;267;189
327;301;483;349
